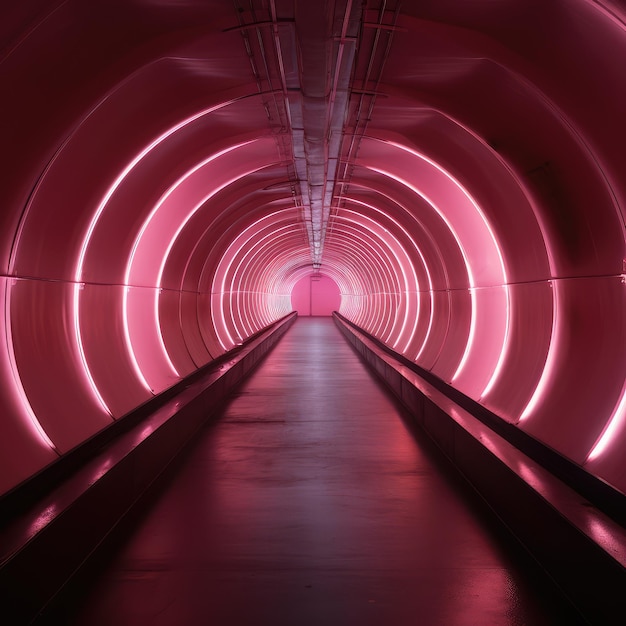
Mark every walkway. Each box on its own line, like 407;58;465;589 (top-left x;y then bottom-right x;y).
39;318;583;625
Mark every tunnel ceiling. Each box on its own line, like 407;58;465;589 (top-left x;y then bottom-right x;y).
1;0;626;496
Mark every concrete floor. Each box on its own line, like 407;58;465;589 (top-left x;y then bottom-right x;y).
38;318;584;625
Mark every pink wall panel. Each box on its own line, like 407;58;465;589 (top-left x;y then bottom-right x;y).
158;289;198;377
414;290;451;371
586;408;626;493
480;282;554;423
202;293;230;356
125;287;181;394
9;280;113;453
429;289;472;383
519;277;626;464
403;291;432;362
393;112;552;285
0;279;58;494
180;291;214;367
451;285;509;400
79;284;153;417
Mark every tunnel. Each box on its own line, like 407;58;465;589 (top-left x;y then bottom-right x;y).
1;0;625;623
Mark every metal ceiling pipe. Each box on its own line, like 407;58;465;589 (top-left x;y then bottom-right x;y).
287;0;362;266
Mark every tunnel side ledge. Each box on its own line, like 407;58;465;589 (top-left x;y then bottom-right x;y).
0;312;297;624
333;312;626;624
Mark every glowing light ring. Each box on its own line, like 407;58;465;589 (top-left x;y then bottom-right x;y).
246;232;306;321
118;287;152;392
586;272;626;459
154;152;262;367
587;383;626;460
369;159;510;395
126;141;256;385
369;166;477;373
170;175;278;351
325;234;389;303
374;140;511;390
343;181;448;359
345;198;426;353
340;207;417;350
4;283;59;450
253;237;308;320
228;228;304;335
325;235;383;314
331;239;388;337
518;281;558;421
72;285;115;412
328;218;403;341
316;250;367;311
480;284;512;398
213;211;297;349
323;232;388;332
226;225;302;339
74;101;240;404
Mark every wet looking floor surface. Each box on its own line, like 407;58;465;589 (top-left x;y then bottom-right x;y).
39;318;584;625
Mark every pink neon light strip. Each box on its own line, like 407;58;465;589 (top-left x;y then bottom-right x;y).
369;149;511;393
127;141;257;385
342;184;437;358
518;281;558;421
369;166;478;373
74;102;239;400
224;224;296;340
587;382;626;460
4;282;59;450
73;284;115;412
212;211;290;349
376;142;511;388
331;217;402;342
342;203;422;351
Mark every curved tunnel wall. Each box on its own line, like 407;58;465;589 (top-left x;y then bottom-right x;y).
1;0;625;497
